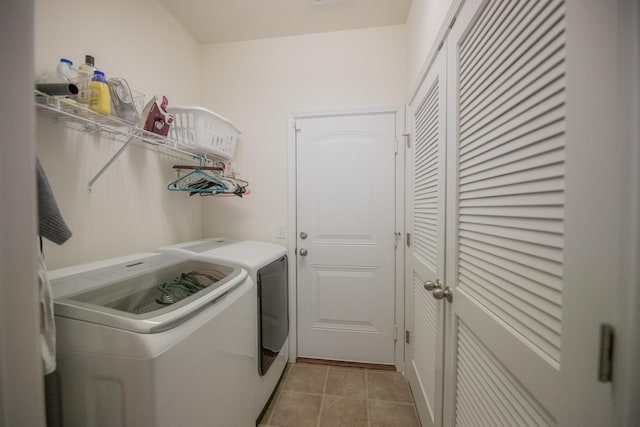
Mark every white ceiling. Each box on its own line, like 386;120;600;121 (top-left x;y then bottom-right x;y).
158;0;413;44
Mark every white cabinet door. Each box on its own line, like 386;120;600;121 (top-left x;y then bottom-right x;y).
441;0;618;425
296;111;399;364
405;47;447;427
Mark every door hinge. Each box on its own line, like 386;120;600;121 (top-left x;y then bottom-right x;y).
294;119;302;131
403;132;410;148
395;139;399;155
406;232;411;247
405;330;410;344
598;323;615;382
394;326;398;342
394;232;401;249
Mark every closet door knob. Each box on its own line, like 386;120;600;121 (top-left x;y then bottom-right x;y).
424;280;436;291
299;248;308;257
300;232;308;240
432;286;453;303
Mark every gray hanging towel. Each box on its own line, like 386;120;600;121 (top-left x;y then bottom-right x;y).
37;158;72;245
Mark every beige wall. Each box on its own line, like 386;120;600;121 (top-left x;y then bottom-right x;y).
406;0;454;92
35;0;203;269
199;25;407;244
33;1;450;267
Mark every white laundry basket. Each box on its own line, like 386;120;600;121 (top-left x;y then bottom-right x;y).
167;106;240;160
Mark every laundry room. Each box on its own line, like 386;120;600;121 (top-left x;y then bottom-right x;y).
2;0;639;426
31;0;420;425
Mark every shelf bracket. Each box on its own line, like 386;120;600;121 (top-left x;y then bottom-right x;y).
87;134;137;192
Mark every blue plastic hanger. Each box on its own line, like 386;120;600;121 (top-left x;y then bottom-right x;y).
167;158;228;194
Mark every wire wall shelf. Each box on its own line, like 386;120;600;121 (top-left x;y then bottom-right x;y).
34;91;216;192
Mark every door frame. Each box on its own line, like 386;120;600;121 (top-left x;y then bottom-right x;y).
287;105;406;371
615;0;640;424
0;1;47;426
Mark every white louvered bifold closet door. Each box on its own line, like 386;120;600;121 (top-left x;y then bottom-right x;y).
443;0;567;425
405;48;446;427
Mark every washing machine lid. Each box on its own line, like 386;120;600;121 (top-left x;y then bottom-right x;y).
158;237;287;271
49;253;248;333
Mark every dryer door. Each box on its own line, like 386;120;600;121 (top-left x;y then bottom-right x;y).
257;255;289;375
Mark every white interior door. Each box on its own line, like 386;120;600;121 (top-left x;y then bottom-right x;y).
296;110;399;365
443;0;570;423
441;0;618;425
405;47;447;427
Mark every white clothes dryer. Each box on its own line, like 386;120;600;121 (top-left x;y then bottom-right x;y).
49;252;256;427
158;238;289;420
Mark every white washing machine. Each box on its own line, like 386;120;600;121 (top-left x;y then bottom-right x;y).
158;238;289;420
49;252;256;427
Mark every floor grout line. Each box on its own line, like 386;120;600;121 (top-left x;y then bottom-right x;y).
366;398;416;405
316;366;329;427
365;369;371;427
279;390;325;397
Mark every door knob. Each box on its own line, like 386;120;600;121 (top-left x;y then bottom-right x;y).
424;280;436;291
432;286;453;303
425;279;443;291
299;248;308;256
300;231;308;240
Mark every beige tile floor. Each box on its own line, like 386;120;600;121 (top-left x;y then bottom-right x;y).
258;363;421;427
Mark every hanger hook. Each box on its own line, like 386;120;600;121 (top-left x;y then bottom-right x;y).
194;156;206;168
